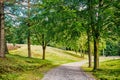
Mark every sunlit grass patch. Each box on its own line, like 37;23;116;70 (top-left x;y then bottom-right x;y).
82;59;120;80
0;44;83;80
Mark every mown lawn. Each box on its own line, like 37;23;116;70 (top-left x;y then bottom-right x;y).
82;59;120;80
0;45;83;80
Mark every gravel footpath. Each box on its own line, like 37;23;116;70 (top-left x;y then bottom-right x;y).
42;60;95;80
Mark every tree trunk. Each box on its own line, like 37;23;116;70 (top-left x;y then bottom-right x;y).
102;49;105;56
27;0;31;58
0;1;5;58
42;34;46;60
27;33;31;57
87;0;92;67
80;49;83;58
5;41;9;54
42;46;46;60
0;2;1;56
87;29;92;67
93;34;99;70
83;50;85;58
93;0;103;70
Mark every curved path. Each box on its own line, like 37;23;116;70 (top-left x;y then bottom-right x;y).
42;60;95;80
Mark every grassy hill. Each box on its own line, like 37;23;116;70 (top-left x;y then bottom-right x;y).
0;44;83;80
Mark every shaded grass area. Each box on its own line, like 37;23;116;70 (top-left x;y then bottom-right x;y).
0;54;52;80
82;59;120;80
0;45;83;80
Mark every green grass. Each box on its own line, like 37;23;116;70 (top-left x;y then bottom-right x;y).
0;45;83;80
10;45;83;65
82;59;120;80
0;54;52;80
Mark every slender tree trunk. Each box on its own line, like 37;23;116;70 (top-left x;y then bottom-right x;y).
83;50;85;58
80;49;83;57
0;2;1;56
80;50;84;58
93;33;99;70
5;41;9;54
42;45;46;60
42;34;46;60
87;0;92;67
0;1;5;58
87;29;92;67
93;0;103;70
27;32;31;57
102;49;104;56
27;0;31;58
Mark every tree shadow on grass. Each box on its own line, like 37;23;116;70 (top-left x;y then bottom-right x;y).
51;48;82;58
63;51;82;58
0;54;58;80
6;54;52;65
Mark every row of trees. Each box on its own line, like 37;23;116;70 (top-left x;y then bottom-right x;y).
0;0;120;71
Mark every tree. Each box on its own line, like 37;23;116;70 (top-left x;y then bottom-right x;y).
30;0;60;59
80;0;93;67
27;0;31;58
113;0;120;56
89;0;115;70
0;0;5;58
91;0;104;70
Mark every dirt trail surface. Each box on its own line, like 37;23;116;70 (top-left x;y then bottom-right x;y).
42;60;95;80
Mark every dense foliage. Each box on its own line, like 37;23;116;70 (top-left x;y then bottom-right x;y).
0;0;119;71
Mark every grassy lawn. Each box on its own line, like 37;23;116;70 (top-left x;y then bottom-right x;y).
82;59;120;80
0;44;83;80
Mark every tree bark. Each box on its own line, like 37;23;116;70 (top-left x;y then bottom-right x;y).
42;34;46;60
93;33;99;70
27;0;31;58
5;41;9;54
0;1;5;58
0;2;1;56
27;32;31;57
87;29;92;67
87;0;92;67
93;0;103;70
42;46;46;60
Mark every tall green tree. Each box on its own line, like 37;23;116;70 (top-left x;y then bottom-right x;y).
89;0;114;70
30;0;60;59
90;0;104;70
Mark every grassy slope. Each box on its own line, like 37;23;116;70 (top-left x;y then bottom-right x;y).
83;59;120;80
0;44;83;80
